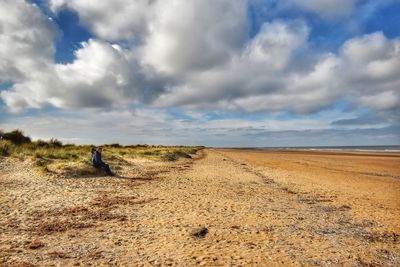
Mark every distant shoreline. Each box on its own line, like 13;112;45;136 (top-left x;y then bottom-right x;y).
216;145;400;153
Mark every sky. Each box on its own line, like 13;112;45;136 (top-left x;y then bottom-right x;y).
0;0;399;147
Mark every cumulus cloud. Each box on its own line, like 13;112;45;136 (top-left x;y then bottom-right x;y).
1;36;166;111
1;0;399;115
340;32;400;110
0;0;57;83
152;27;399;113
153;20;310;110
49;0;158;42
0;1;169;111
141;0;248;75
0;0;58;110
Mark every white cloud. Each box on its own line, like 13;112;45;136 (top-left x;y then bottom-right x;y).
0;0;57;83
50;0;248;75
243;21;308;70
339;32;400;110
49;0;158;42
53;40;138;108
1;38;149;111
154;30;400;113
141;0;248;75
1;0;399;115
153;20;310;110
0;0;59;111
0;0;169;112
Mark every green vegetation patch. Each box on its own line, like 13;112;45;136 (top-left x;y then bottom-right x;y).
0;129;204;176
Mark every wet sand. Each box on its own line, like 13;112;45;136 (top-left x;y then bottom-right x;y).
1;149;399;266
219;149;400;232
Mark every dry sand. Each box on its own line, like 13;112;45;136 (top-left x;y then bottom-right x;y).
0;149;399;266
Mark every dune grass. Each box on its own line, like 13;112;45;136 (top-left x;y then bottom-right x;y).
0;129;204;176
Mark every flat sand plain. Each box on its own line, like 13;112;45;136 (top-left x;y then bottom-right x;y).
1;149;399;266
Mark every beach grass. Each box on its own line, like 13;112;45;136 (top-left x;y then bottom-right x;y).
0;129;204;175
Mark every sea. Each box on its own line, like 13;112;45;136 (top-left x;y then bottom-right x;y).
234;145;400;153
227;145;400;153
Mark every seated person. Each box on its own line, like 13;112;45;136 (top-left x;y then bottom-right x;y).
91;147;113;176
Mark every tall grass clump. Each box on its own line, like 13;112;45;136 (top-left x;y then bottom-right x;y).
32;138;63;148
0;141;13;156
49;138;63;147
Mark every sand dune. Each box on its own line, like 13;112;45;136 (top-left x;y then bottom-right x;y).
1;149;399;266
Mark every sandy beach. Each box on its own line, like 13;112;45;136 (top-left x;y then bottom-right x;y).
1;149;399;266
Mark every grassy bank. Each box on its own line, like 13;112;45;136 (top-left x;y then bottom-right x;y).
0;129;204;176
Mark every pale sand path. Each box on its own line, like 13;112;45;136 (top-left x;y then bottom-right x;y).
1;149;399;266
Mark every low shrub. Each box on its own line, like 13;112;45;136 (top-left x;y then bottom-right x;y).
3;129;31;144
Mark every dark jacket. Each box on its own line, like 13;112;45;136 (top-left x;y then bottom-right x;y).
92;151;102;167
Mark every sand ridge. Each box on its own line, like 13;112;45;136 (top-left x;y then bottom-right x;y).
1;149;399;266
